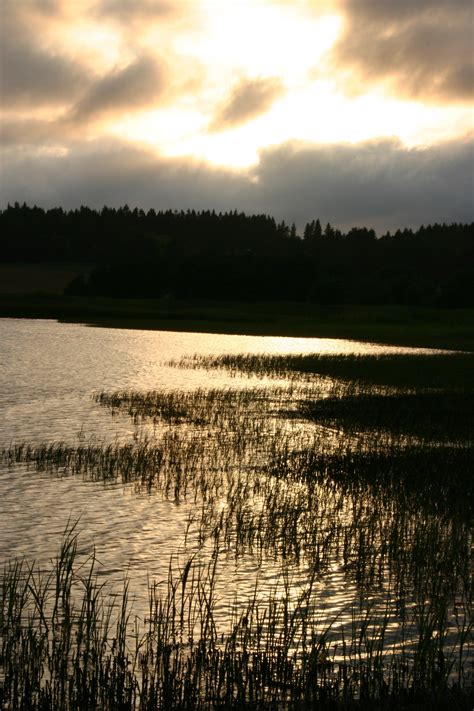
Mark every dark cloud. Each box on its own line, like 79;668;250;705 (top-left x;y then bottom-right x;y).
0;3;169;119
330;0;473;102
250;136;474;231
1;136;472;232
0;140;248;215
96;0;177;21
2;0;64;17
69;55;166;123
210;77;285;131
0;5;89;106
0;113;83;147
0;118;60;147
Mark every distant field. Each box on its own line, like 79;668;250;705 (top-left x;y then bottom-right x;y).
0;262;90;294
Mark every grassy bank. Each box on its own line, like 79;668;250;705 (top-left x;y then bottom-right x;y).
0;292;473;350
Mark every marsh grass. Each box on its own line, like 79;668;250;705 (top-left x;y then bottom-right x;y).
2;529;473;710
169;352;474;391
297;392;474;441
2;351;473;709
94;386;297;429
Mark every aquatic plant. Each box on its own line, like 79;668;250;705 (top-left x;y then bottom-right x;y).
169;351;474;390
2;530;473;710
2;350;473;709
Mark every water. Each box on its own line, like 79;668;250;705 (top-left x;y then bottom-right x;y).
0;317;468;677
0;317;437;444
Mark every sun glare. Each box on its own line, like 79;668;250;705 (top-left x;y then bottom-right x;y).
112;84;471;170
175;2;342;85
98;0;472;170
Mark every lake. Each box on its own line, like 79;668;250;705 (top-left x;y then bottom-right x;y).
0;317;433;568
1;317;471;707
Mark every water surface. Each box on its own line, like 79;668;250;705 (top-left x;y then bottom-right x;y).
0;317;457;638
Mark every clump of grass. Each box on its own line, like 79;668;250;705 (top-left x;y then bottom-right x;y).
2;530;473;710
268;442;474;503
1;524;139;711
297;392;474;442
170;352;474;390
94;386;294;428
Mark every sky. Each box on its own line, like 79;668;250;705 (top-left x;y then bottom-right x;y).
0;0;473;232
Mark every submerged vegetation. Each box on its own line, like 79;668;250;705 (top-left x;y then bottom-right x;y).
1;350;473;709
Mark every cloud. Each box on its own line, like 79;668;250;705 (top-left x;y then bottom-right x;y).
1;53;167;141
96;0;177;21
330;0;473;102
2;0;65;17
1;135;472;232
92;0;200;40
209;76;286;131
68;55;166;123
0;113;83;147
250;136;474;231
0;118;62;147
0;2;172;122
0;139;248;216
0;4;90;106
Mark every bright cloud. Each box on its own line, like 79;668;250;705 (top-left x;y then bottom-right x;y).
0;0;472;229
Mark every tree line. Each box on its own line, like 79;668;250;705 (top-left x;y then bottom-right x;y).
1;203;473;306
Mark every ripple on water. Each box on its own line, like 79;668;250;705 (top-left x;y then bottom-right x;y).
0;318;470;683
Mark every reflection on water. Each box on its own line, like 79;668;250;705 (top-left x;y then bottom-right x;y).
0;317;471;699
3;319;404;577
0;317;439;442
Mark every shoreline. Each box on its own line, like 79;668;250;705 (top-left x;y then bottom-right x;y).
1;293;473;351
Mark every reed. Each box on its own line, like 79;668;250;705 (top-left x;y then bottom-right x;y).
169;352;474;390
2;350;473;708
2;531;472;710
298;392;474;441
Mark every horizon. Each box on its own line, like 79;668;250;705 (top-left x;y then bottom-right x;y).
2;200;474;237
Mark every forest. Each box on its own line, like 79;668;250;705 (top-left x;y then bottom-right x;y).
1;203;473;306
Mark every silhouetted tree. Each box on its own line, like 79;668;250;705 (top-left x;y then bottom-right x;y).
1;203;472;306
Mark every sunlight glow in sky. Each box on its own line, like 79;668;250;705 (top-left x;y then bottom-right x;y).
111;85;472;169
66;0;470;168
1;0;472;229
